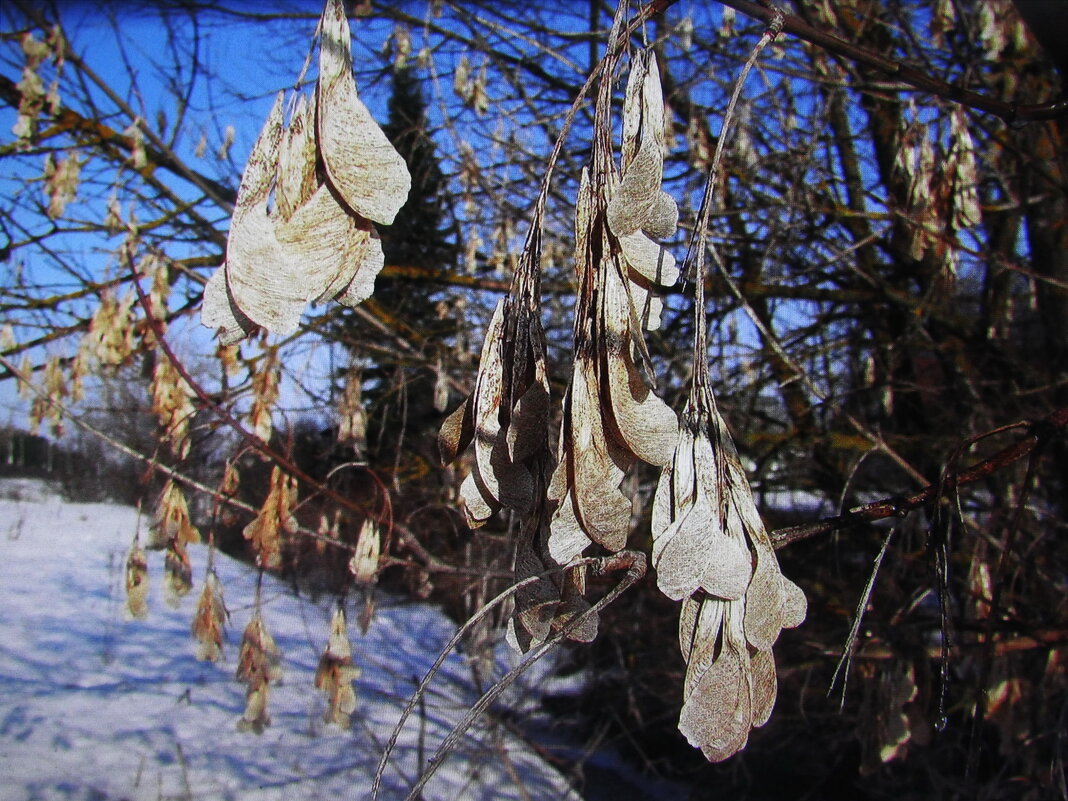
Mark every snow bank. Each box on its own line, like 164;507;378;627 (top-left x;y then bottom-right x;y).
0;481;580;801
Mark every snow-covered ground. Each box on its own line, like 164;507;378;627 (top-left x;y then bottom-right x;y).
0;479;582;801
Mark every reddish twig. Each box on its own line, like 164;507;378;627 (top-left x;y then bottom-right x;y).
127;262;418;555
771;405;1068;548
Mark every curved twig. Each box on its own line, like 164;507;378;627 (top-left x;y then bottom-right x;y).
397;551;646;801
369;550;644;799
770;405;1068;548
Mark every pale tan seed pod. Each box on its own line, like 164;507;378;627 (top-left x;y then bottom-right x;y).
202;0;409;343
337;368;368;449
191;571;227;662
122;119;148;170
235;610;282;733
124;540;150;621
42;150;81;219
314;607;360;728
348;517;381;586
548;49;680;568
151;353;195;459
243;466;297;571
247;346;279;444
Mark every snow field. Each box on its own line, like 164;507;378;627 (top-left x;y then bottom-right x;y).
0;481;580;801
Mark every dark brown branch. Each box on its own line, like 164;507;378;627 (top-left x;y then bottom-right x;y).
718;0;1068;123
770;405;1068;548
817;628;1068;660
378;263;880;303
0;73;236;207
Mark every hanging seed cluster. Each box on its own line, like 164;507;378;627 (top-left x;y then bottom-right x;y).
314;607;361;729
242;465;298;571
654;385;806;760
189;0;806;759
153;480;201;602
201;0;411;344
437;4;805;761
235;610;282;733
192;571;227;663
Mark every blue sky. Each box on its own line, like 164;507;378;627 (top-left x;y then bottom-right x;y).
2;0;870;438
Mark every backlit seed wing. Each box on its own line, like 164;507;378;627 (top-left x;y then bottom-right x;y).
201;264;257;345
509;516;563;649
652;417;750;602
655;488;750;602
568;356;632;552
317;0;410;225
618;51;646;172
607;140;664;237
438;397;474;466
459;471;496;528
678;597;756;762
470;299;535;513
607;52;677;245
749;647;778;728
275;94;317;221
547;485;593;565
234;91;286;208
202;93;286;338
617;230;678;291
506;358;550;463
332;223;385;307
601;261;678;467
274;183;369;300
643;191;680;240
220;201;300;335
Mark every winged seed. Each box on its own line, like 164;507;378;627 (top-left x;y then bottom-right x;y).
201;0;410;342
317;0;410;225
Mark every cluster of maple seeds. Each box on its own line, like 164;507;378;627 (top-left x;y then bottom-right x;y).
119;0;403;734
201;0;411;345
894;102;981;286
12;27;63;148
434;3;808;760
124;473;370;732
187;0;806;757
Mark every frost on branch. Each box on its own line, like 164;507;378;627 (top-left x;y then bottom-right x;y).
201;0;410;343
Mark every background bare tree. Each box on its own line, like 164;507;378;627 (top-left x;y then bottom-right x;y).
2;1;1066;799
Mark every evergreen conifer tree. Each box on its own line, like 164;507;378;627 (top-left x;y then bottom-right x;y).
322;65;457;494
379;65;456;272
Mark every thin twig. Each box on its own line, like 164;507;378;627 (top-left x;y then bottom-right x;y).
718;0;1068;123
828;527;895;708
398;552;646;801
370;551;643;799
687;9;784;389
770;405;1068;547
